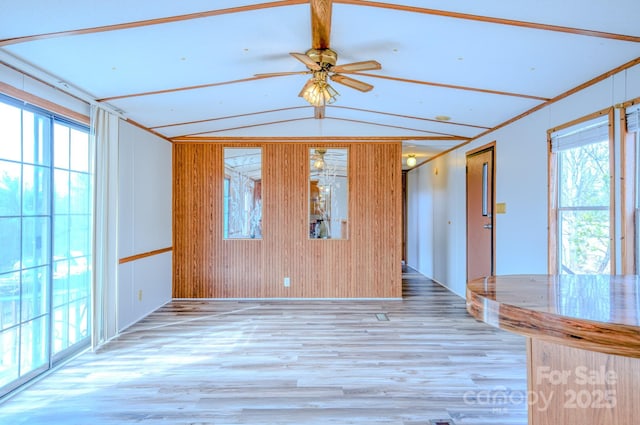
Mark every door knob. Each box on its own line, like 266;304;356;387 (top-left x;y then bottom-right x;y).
483;224;492;229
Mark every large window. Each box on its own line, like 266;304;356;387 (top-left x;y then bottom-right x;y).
0;94;91;396
549;112;612;274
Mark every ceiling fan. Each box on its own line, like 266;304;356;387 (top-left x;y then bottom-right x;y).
256;49;380;104
255;0;381;118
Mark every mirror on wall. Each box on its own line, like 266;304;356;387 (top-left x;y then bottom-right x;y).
309;148;348;239
223;148;262;239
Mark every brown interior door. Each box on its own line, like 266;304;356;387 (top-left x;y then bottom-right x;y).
466;147;494;281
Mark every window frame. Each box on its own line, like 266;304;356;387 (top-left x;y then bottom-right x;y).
621;99;640;274
547;108;615;275
0;93;91;397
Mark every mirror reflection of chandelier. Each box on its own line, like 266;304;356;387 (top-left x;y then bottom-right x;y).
313;149;326;170
308;148;349;240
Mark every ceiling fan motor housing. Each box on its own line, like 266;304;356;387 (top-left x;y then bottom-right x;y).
306;48;338;67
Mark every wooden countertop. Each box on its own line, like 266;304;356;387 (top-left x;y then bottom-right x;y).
466;274;640;358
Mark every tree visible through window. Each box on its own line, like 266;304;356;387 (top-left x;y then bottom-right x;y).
558;141;610;273
0;94;91;396
550;113;612;275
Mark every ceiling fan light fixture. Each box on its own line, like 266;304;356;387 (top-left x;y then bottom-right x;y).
301;72;339;107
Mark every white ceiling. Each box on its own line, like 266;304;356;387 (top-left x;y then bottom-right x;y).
1;0;639;168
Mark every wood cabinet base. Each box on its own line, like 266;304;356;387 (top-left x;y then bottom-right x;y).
527;338;640;425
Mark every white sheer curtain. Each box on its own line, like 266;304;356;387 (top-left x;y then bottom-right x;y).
91;105;119;350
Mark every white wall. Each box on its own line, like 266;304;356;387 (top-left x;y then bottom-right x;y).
0;62;90;117
407;64;640;297
117;120;173;330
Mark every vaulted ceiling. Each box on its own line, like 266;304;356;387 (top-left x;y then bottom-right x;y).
1;0;639;167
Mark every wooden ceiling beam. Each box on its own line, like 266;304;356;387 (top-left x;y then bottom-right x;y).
147;104;486;134
329;105;491;130
96;75;276;102
335;0;640;43
171;115;474;139
311;0;333;49
175;117;313;138
2;0;637;48
150;106;312;129
97;71;548;103
172;135;467;142
325;117;471;137
422;56;640;165
353;73;550;101
0;0;307;47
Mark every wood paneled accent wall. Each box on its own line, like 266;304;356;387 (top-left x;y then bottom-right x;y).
173;142;402;298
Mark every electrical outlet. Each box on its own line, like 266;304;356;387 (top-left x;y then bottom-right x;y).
283;277;290;287
138;290;143;301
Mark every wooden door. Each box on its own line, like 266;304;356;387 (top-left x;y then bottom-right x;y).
466;146;495;281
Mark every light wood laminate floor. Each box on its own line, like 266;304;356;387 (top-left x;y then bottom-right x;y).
0;269;527;424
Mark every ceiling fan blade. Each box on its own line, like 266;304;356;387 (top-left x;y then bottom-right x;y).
311;0;332;49
290;52;321;71
330;74;374;92
331;60;381;73
254;71;310;78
